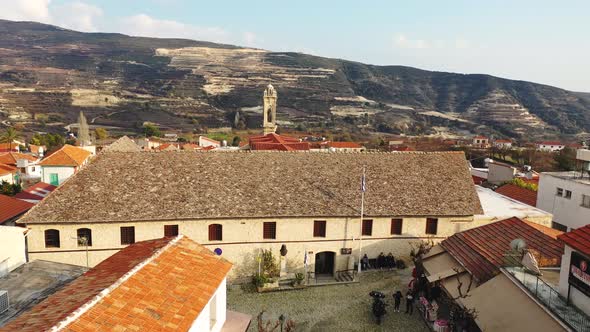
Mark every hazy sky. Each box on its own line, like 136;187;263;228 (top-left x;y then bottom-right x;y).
1;0;589;91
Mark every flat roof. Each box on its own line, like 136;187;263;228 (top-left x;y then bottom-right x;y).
0;260;87;328
542;171;590;186
476;186;551;219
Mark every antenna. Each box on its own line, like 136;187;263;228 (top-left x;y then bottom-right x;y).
510;238;527;252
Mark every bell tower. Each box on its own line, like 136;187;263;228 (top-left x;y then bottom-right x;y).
262;84;277;135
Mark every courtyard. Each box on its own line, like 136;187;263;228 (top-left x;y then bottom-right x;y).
227;269;429;332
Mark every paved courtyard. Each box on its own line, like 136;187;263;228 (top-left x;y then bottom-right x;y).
227;269;429;332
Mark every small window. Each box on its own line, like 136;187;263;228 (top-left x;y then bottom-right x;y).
582;195;590;209
164;225;179;237
565;190;572;199
120;226;135;245
362;219;373;236
77;228;92;246
208;224;223;241
313;220;326;237
556;188;564;197
44;229;60;248
263;222;276;239
551;221;568;232
426;218;438;235
391;219;403;235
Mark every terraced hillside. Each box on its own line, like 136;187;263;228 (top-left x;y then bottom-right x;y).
0;19;589;139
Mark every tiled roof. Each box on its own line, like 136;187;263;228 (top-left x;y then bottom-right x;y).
0;152;38;166
0;236;232;332
494;139;512;143
495;184;538;207
20;151;483;224
0;194;34;224
326;141;363;149
28;144;46;155
474;136;488;139
156;143;180;151
538;141;563;146
558;225;590;256
101;136;141;153
39;145;92;167
0;163;16;176
0;142;18;151
249;133;310;151
441;217;564;284
14;182;57;201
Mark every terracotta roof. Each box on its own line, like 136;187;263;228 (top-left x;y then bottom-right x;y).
537;141;563;146
155;143;179;151
495;184;538;207
558;225;590;256
19;151;483;224
523;220;564;240
441;217;564;284
474;136;488;139
0;194;34;224
0;163;16;176
101;136;141;153
326;141;363;149
0;152;38;166
181;143;200;150
249;133;310;151
472;175;486;185
28;144;46;155
0;142;19;152
39;145;92;167
494;139;512;143
0;236;232;332
14;182;57;202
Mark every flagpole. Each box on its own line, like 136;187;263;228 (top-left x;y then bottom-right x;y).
358;166;366;275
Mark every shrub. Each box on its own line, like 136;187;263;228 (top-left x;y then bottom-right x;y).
252;274;268;288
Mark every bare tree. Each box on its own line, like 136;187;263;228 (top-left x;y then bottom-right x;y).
257;311;295;332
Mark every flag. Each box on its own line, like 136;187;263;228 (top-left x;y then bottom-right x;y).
361;172;366;192
304;250;308;268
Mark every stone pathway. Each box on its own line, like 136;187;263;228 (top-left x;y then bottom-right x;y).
227;269;429;332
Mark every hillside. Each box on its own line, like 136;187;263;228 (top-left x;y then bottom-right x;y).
1;19;589;139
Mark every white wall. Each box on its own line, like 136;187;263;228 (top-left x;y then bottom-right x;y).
537;173;590;230
41;166;75;185
0;226;26;277
189;277;227;332
0;173;14;184
558;246;590;316
487;163;517;184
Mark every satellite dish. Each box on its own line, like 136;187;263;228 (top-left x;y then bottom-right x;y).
510;238;527;251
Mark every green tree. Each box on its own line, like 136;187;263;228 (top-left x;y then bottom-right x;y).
0;127;20;143
143;123;161;137
94;128;108;140
554;147;576;171
232;136;241;147
0;181;21;196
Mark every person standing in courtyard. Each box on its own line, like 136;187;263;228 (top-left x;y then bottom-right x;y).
405;290;414;315
393;290;402;312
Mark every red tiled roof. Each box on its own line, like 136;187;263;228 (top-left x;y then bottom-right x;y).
441;217;564;284
472;175;486;185
326;141;363;149
29;144;46;155
39;145;92;167
0;152;38;166
0;142;19;152
538;141;563;146
14;182;57;202
495;184;538;207
1;236;233;332
495;139;512;143
558;225;590;256
474;136;488;139
0;163;16;176
249;133;310;151
0;194;34;224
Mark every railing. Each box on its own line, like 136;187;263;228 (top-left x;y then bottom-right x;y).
305;269;357;285
335;269;358;282
505;267;590;331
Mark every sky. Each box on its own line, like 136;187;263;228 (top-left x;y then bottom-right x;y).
0;0;589;92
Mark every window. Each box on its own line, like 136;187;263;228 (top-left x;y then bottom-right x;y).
44;229;60;248
391;219;403;235
208;224;223;241
565;190;572;199
582;195;590;209
76;228;92;246
556;188;564;197
362;219;373;236
263;222;276;239
313;220;327;237
426;218;438;235
164;224;179;237
120;226;135;245
551;221;568;232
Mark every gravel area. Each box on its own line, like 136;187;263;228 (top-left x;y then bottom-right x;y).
227;269;429;332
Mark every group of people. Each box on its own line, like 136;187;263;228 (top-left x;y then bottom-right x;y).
392;290;415;314
360;252;397;270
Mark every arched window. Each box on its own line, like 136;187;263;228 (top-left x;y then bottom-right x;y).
44;229;60;248
77;228;92;247
208;224;223;241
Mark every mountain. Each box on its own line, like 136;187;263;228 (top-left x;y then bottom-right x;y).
1;19;589;140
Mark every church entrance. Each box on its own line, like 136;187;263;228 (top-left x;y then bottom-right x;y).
314;251;335;276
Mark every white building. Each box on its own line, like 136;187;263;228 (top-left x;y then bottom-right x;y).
537;149;590;231
493;139;513;149
39;145;92;186
536;141;565;152
558;225;590;317
0;225;27;278
199;136;221;148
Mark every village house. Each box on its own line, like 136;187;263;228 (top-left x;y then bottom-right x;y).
494;183;538;207
472;135;489;148
557;225;590;317
474;186;551;226
493;139;513;149
0;225;27;277
38;144;92;186
0;152;40;181
321;141;365;152
0;235;250;332
536;141;566;152
199;136;221;148
0;142;19;153
421;217;576;331
28;144;45;157
19;151;483;281
0;163;17;184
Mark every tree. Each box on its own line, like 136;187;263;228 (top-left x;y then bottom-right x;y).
0;127;20;143
94;128;108;140
77;111;91;146
143;123;161;137
554;147;576;171
232;136;241;147
0;181;21;196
